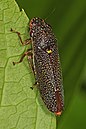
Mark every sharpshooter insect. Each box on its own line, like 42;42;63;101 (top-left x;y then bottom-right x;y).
11;17;64;116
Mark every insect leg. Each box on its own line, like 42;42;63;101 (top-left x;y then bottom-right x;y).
30;81;39;90
27;53;39;90
12;48;36;76
10;28;31;45
13;49;32;65
11;29;38;89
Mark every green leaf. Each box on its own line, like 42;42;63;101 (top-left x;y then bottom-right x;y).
0;0;56;129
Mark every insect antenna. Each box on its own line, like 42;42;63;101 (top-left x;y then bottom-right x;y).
45;8;56;21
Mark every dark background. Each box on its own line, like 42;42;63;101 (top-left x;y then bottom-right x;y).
16;0;86;129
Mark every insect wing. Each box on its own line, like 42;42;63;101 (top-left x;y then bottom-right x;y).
34;39;64;114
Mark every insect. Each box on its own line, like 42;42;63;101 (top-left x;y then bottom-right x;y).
11;17;64;116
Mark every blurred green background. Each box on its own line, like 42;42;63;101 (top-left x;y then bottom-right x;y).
16;0;86;129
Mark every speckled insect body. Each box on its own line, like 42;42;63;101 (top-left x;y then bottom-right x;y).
30;18;64;115
11;17;64;115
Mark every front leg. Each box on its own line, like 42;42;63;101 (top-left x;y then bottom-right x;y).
10;28;31;45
